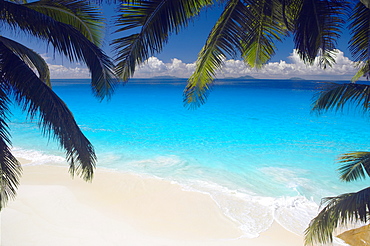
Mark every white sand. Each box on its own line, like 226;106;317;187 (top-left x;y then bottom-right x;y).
1;164;304;246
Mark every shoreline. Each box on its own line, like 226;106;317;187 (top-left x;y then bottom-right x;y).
2;164;306;246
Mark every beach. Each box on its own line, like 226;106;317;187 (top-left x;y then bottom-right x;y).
2;164;304;246
3;80;368;246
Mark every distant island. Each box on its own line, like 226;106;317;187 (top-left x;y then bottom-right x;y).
149;76;180;79
223;75;255;80
289;77;305;80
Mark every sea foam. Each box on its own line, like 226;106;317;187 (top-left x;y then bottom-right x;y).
12;147;66;165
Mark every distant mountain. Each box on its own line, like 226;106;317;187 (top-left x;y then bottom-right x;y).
238;75;255;80
150;76;179;79
289;77;305;80
223;75;255;80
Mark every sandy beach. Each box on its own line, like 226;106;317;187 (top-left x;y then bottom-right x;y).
2;164;306;246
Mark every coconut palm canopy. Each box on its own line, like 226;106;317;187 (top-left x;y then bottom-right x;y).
0;0;116;209
112;0;370;107
3;0;370;244
110;0;370;245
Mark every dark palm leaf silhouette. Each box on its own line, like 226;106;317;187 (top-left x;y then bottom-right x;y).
0;0;117;209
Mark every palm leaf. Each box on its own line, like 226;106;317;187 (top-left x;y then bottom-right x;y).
293;0;347;68
0;137;21;210
1;0;116;99
9;0;26;3
360;0;370;8
305;187;370;245
337;151;370;182
0;36;50;86
280;0;302;32
352;60;370;82
0;81;21;210
0;41;96;181
349;2;370;80
88;0;123;3
241;0;287;68
183;0;252;108
312;83;370;114
25;0;105;46
112;0;213;81
183;0;299;108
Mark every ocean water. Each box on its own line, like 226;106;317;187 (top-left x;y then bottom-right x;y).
10;78;370;239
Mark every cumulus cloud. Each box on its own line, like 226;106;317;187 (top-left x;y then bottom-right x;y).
134;50;359;80
40;53;90;79
48;64;90;78
134;57;196;78
45;49;361;80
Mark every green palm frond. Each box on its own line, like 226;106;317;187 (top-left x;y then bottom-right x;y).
294;0;347;68
349;2;370;80
1;0;116;99
312;83;370;113
337;151;370;182
88;0;123;3
112;0;213;81
0;136;21;210
6;0;25;3
280;0;294;32
183;0;251;108
25;0;105;46
0;36;50;86
241;0;288;68
360;0;370;8
352;60;370;82
0;41;96;181
304;187;370;245
0;82;21;210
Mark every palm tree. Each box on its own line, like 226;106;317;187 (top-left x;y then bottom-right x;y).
304;85;370;245
112;0;350;107
0;0;116;210
305;1;370;244
110;0;370;244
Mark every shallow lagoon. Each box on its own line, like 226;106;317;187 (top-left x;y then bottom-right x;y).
11;78;370;237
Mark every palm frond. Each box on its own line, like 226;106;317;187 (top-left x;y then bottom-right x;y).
312;83;370;114
241;0;288;68
349;2;370;80
88;0;124;3
360;0;370;8
0;36;50;86
0;41;96;181
352;61;370;82
0;81;21;210
305;187;370;245
294;0;347;68
7;0;27;3
337;151;370;182
25;0;105;46
280;0;303;32
183;0;251;108
1;0;117;99
0;138;21;210
112;0;213;81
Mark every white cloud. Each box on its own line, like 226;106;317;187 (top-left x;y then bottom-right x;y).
48;64;90;78
40;53;90;79
133;50;359;80
46;49;361;80
134;57;195;78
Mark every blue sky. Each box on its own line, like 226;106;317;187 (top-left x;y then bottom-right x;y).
148;6;353;64
104;3;352;64
5;2;360;81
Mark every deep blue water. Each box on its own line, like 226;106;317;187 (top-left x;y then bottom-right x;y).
10;78;370;237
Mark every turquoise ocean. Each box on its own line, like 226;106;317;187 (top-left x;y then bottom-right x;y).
10;78;370;238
